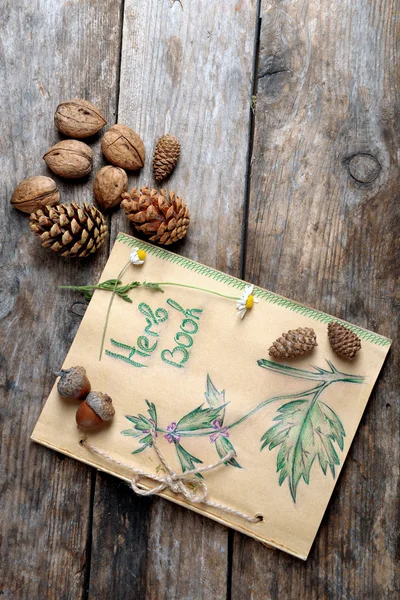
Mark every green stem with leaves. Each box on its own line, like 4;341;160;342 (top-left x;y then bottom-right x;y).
60;279;241;302
153;364;360;438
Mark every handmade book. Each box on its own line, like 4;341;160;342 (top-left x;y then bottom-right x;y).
32;233;391;559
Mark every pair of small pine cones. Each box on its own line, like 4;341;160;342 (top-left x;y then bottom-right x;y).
269;322;361;360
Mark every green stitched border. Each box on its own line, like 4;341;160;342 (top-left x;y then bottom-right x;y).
116;233;391;347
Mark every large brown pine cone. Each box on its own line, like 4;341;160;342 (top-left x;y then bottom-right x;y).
120;186;190;245
153;134;181;181
269;327;317;359
328;322;361;358
29;202;108;257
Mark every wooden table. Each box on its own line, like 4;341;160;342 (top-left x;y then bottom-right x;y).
1;1;399;598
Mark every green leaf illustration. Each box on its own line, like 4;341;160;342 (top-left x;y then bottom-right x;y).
145;399;157;426
121;429;142;438
125;414;154;431
261;394;346;501
204;375;226;421
131;433;153;455
214;436;241;468
176;403;228;432
175;443;203;478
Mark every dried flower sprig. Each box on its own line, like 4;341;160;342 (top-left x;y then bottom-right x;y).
59;279;164;303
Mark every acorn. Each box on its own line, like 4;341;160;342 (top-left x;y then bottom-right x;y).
76;392;115;431
55;366;91;401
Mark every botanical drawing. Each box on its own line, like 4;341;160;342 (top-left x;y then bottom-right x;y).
121;359;364;501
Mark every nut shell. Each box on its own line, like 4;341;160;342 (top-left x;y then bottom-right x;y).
55;366;91;401
76;402;104;431
101;124;145;170
10;176;60;213
43;140;93;178
76;392;115;430
93;166;128;210
54;99;106;138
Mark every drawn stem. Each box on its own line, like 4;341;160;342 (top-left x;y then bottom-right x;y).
227;384;326;430
155;385;323;437
99;260;131;361
156;367;361;438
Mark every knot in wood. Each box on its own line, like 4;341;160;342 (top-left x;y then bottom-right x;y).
348;153;381;184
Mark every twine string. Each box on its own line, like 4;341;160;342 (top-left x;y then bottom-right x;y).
81;429;260;524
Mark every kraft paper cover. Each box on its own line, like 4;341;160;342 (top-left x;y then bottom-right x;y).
32;233;391;559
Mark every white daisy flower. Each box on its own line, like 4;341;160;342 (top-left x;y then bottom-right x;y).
236;284;259;319
130;248;147;265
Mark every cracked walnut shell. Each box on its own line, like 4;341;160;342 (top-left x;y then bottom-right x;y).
101;124;145;170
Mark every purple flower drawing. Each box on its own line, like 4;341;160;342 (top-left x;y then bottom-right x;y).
165;422;181;444
209;419;229;443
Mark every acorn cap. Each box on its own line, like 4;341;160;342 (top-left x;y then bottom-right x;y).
86;392;115;421
55;366;90;399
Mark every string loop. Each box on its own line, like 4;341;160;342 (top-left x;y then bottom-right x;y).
81;428;260;524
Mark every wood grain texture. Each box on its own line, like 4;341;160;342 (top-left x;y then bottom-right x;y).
2;0;399;597
234;1;400;598
0;1;123;598
88;1;258;598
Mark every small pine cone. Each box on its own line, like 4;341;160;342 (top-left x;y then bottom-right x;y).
153;134;180;181
269;327;317;359
328;322;361;359
120;186;190;245
29;202;108;257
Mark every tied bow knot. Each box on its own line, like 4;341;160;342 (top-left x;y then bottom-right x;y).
131;470;208;503
129;428;227;504
80;428;261;524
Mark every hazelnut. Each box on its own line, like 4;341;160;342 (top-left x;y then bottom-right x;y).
55;366;91;401
43;140;93;178
10;176;60;213
76;392;115;431
93;166;128;210
101;124;145;170
54;99;106;139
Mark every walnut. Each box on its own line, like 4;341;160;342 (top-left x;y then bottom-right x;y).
54;99;106;139
10;176;60;213
43;140;93;178
93;166;128;210
101;124;145;170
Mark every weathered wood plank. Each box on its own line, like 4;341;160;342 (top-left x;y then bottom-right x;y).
88;0;258;597
233;1;400;597
0;1;123;598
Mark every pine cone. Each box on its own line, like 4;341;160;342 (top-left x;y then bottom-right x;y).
153;135;180;181
269;327;317;359
120;186;190;245
29;203;108;257
328;322;361;359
